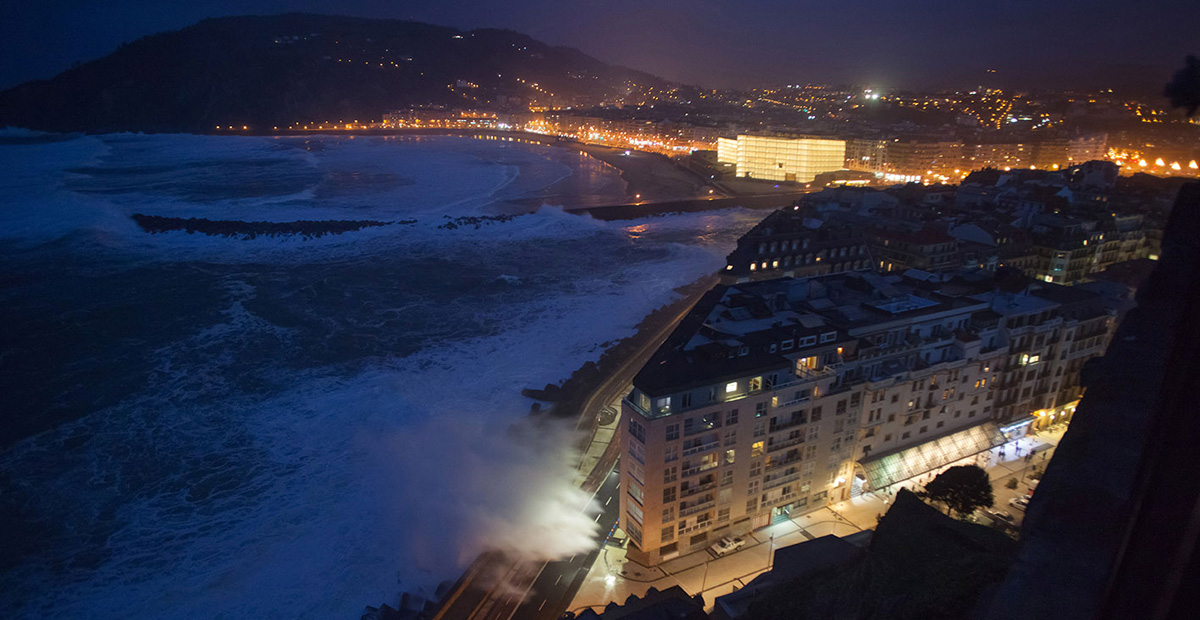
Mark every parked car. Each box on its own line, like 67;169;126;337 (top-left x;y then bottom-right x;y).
710;536;746;555
987;510;1016;524
1009;496;1030;510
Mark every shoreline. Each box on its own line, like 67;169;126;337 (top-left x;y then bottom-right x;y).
240;128;732;211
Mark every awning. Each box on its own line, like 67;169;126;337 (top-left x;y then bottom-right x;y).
858;421;1007;490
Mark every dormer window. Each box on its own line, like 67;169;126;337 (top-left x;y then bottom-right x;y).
726;381;738;393
820;331;837;343
781;340;794;351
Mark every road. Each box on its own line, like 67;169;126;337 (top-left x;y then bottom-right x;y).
434;276;711;620
511;467;621;620
431;467;621;620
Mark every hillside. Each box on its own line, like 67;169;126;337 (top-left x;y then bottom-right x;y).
0;13;668;133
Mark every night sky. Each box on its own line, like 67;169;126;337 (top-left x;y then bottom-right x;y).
3;1;1196;92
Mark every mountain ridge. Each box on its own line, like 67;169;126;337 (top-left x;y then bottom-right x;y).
0;13;669;133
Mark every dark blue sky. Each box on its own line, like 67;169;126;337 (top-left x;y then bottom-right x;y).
3;1;1195;92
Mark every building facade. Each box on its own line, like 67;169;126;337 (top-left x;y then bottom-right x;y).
619;270;1115;565
716;135;846;183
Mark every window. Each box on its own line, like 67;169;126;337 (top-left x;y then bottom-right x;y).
661;525;675;542
665;424;679;441
664;467;677;484
749;376;762;391
807;426;820;441
902;431;911;440
655;397;671;414
920;425;928;434
663;486;677;503
681;393;692;408
718;507;731;523
887;413;895;423
629;441;645;463
721;469;734;486
726;409;739;425
724;430;737;446
820;331;837;343
891;394;899;403
884;433;892;441
628;499;643;524
781;340;794;351
836;399;847;415
725;449;736;464
628;418;645;443
747;498;758;513
664;445;678;462
755;401;769;417
662;507;675;523
726;381;738;393
752;441;765;457
811;406;823;422
937;421;945;428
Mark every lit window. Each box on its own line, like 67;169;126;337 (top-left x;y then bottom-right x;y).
726;381;738;393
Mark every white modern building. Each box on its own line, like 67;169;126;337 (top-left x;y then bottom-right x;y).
716;135;846;183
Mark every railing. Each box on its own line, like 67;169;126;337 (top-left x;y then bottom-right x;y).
679;498;716;517
681;439;720;457
767;435;805;453
764;453;803;471
680;481;717;499
769;417;806;434
764;471;803;490
681;461;719;478
777;393;812;408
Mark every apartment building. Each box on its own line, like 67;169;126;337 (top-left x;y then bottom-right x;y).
721;207;873;283
619;270;1115;565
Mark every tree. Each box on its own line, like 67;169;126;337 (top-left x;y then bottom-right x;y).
920;465;994;518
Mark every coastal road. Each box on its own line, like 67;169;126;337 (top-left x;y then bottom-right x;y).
436;275;711;620
432;466;621;620
511;467;621;620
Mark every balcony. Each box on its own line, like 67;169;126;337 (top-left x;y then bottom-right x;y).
679;498;716;517
682;438;720;457
680;481;717;499
765;452;803;471
767;435;806;453
681;461;719;478
764;470;803;490
777;392;813;408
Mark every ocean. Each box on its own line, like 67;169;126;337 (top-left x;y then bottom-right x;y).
0;131;761;619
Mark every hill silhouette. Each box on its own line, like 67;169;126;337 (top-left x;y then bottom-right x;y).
0;13;667;133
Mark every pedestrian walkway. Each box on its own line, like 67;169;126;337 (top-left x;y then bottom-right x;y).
573;393;625;487
568;425;1068;613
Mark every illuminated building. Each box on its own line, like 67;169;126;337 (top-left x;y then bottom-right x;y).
717;135;846;183
619;270;1116;565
